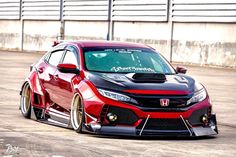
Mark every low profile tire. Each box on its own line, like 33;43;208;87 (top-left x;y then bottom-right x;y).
71;94;85;133
20;83;32;118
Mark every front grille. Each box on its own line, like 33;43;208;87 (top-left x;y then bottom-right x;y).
136;97;189;108
125;93;191;109
137;118;187;130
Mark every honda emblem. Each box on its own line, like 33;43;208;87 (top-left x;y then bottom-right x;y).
160;99;169;107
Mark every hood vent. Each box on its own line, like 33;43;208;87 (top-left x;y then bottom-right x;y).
126;73;166;83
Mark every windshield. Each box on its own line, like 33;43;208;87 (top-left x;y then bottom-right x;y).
83;47;175;74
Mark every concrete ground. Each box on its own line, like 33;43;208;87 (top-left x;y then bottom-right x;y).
0;51;235;157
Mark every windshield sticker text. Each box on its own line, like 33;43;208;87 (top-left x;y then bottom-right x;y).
111;67;155;73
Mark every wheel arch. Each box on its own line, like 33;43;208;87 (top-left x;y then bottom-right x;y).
21;70;45;96
71;79;97;101
71;80;104;126
20;79;32;96
20;70;47;110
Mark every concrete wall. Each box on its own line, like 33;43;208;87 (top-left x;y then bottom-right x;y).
23;21;61;51
172;23;236;67
112;21;236;67
0;20;21;51
0;19;235;68
113;22;171;60
64;21;108;41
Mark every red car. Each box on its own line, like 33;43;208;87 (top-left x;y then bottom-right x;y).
20;41;218;137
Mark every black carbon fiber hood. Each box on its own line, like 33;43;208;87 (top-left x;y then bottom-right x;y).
85;72;195;94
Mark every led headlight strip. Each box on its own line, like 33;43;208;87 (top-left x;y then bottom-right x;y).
98;88;137;104
187;89;207;105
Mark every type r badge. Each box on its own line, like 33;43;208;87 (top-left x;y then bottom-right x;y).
160;99;170;107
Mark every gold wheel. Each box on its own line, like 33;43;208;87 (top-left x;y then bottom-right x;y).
20;83;32;118
71;94;84;132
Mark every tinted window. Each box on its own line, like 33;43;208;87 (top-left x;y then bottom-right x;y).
62;50;78;66
84;48;175;74
48;50;64;66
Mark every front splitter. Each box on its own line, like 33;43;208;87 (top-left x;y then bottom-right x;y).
93;125;217;137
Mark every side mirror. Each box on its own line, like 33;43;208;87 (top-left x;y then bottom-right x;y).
57;63;79;74
52;41;60;47
176;66;187;74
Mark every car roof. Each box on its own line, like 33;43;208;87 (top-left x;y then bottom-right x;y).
65;40;154;49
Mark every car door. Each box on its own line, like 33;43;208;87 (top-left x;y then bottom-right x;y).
37;47;65;105
53;46;81;110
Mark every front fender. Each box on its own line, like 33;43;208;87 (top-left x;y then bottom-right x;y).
20;69;44;96
72;79;97;100
72;79;104;124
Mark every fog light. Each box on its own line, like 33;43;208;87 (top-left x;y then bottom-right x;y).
201;114;208;124
107;113;117;122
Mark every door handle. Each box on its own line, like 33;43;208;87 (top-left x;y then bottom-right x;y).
38;68;44;73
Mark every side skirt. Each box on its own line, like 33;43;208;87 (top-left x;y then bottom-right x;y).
31;106;71;128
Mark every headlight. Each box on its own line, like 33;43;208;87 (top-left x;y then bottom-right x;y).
187;89;207;105
98;89;137;104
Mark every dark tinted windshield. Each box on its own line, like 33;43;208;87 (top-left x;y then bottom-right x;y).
83;48;175;74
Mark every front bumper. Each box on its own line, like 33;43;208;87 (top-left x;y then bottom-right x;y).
86;114;218;137
84;96;218;137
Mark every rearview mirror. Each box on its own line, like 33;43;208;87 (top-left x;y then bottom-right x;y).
57;63;79;74
176;66;187;74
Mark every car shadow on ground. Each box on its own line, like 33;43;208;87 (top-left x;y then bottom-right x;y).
87;133;217;141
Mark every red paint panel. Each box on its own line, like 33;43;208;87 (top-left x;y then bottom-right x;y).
57;63;77;69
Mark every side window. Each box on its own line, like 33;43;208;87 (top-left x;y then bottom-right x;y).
62;46;80;67
48;50;64;66
62;50;78;66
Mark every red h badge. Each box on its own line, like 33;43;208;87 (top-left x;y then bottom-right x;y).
160;99;169;107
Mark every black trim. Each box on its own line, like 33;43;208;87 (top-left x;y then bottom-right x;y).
137;118;187;131
189;107;209;125
95;126;217;137
125;93;193;112
106;106;139;125
136;129;190;137
97;126;136;136
128;73;166;83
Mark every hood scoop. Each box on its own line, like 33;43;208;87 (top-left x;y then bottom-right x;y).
126;73;166;83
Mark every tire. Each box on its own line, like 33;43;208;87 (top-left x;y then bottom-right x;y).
20;83;32;118
71;94;85;133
